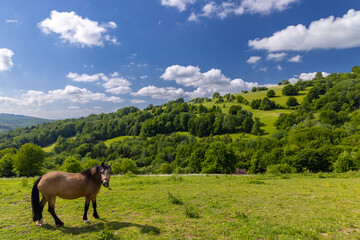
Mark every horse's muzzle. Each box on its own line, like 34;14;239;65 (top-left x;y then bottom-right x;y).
102;181;109;188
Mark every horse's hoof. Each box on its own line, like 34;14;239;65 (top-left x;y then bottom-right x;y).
56;222;64;227
94;215;100;219
84;220;91;224
36;219;45;226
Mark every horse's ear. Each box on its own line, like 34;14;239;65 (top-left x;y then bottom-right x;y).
101;162;105;167
109;162;112;167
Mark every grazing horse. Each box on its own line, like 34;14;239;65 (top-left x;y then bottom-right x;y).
31;163;112;226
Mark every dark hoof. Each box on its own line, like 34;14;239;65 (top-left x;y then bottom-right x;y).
93;215;100;219
56;221;64;226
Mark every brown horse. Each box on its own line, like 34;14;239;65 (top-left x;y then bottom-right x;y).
31;163;111;226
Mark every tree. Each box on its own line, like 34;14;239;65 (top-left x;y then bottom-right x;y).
242;117;254;133
13;143;45;176
251;87;257;92
189;148;205;173
120;159;138;173
286;96;299;107
334;151;358;173
259;97;276;110
0;154;15;177
282;84;299;96
266;89;276;98
251;118;261;135
250;99;261;109
352;66;360;74
212;92;221;99
201;142;236;173
61;157;83;173
228;105;242;115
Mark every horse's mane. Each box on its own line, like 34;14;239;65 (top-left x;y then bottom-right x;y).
80;165;101;177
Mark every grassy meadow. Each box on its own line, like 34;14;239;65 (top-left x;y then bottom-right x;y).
2;173;360;239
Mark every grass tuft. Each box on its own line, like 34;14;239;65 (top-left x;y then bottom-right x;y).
185;205;200;219
168;192;183;205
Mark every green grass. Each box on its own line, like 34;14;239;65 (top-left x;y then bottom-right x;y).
2;173;360;239
195;86;311;135
104;136;137;147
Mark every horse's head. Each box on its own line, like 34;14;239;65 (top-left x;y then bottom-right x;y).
100;162;112;188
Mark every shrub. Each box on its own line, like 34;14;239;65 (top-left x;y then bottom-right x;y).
120;159;138;174
267;89;276;98
282;84;299;96
61;157;83;173
13;143;45;177
267;164;297;174
334;151;358;173
286;96;299;107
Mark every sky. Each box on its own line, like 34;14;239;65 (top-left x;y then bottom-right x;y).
0;0;359;119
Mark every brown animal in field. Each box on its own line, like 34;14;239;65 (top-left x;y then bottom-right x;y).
31;163;111;226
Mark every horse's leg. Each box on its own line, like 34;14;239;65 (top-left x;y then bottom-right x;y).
37;197;48;226
47;196;64;226
83;197;91;223
92;197;99;219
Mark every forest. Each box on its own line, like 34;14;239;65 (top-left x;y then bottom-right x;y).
1;66;360;177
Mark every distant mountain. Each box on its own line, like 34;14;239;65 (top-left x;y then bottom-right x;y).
0;113;53;132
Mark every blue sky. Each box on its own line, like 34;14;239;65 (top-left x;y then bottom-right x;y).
0;0;359;119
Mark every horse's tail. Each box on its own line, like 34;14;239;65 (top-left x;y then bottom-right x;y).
31;176;42;222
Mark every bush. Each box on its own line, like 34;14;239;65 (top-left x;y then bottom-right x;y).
267;164;297;174
267;89;276;98
13;143;45;177
120;159;138;174
157;163;173;174
286;96;299;107
282;84;299;96
0;154;15;177
334;151;358;173
61;157;83;173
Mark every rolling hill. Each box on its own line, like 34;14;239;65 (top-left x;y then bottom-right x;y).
0;113;53;132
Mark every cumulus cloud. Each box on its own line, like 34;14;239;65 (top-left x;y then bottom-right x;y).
158;65;259;99
188;0;298;21
131;99;147;104
140;75;148;79
132;86;186;100
67;72;133;94
249;9;360;52
246;56;261;64
0;85;124;108
67;72;103;82
266;52;287;61
0;48;14;71
161;0;196;11
38;10;119;47
288;54;302;63
288;72;330;83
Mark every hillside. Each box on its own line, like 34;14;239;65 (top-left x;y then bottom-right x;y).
0;113;53;133
1;66;360;176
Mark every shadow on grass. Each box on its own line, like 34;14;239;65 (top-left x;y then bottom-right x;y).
42;220;160;236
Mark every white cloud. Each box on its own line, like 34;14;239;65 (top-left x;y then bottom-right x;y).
132;86;186;100
188;0;297;21
0;48;14;71
140;75;148;79
266;52;287;61
288;55;302;63
246;56;261;64
102;77;132;94
249;9;360;52
38;10;119;47
276;65;283;71
67;72;103;82
67;72;133;94
288;72;330;83
161;0;196;11
6;19;18;23
131;99;147;104
159;65;259;98
68;106;80;110
241;0;298;14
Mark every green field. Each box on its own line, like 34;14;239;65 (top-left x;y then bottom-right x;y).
2;173;360;239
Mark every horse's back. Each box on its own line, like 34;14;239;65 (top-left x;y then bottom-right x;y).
38;171;97;200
